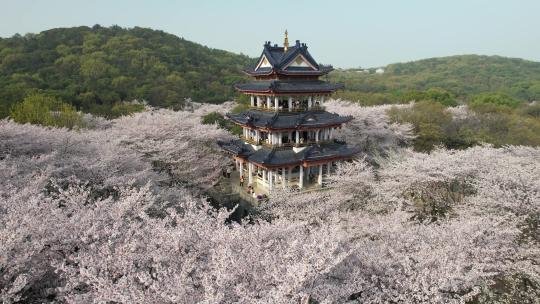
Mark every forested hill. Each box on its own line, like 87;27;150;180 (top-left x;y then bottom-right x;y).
329;55;540;104
0;25;253;117
2;25;540;119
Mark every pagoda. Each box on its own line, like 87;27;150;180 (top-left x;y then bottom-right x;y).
219;31;359;194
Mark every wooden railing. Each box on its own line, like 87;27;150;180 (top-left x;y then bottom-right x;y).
241;136;336;148
241;136;263;146
248;105;325;113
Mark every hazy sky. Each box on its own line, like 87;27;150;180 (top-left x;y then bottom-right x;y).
1;0;539;68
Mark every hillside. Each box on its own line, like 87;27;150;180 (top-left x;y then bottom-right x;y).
2;26;540;118
329;55;540;104
0;25;253;117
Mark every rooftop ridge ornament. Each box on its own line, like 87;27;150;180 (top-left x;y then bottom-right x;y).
283;30;289;52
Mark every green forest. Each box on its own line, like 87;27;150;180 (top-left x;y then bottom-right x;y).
0;25;252;118
1;25;540;150
325;55;540;151
2;26;540;119
328;55;540;106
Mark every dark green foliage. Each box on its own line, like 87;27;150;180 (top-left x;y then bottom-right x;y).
468;273;540;304
231;93;250;113
201;111;241;135
466;97;540;147
201;112;228;128
388;101;452;152
333;90;399;106
520;102;540;118
400;88;458;106
470;92;523;108
109;102;145;118
10;93;83;128
0;25;253;118
388;99;540;152
330;55;540;105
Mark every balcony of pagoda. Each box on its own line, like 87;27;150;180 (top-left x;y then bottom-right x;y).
241;136;338;149
241;127;338;148
247;105;325;113
249;95;327;112
233;160;337;196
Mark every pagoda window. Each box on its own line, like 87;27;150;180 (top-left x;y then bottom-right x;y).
260;131;268;143
295;97;311;110
269;97;285;111
313;97;321;107
278;97;289;111
282;133;291;144
300;131;317;143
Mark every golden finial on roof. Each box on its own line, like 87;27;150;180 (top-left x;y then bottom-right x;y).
284;29;289;52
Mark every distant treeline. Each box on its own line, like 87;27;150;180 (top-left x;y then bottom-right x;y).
329;55;540;106
0;25;253;118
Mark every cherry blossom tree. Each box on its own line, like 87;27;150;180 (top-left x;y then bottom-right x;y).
1;102;539;303
326;99;415;157
106;104;235;191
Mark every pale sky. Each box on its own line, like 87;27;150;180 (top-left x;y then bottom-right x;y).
1;0;539;68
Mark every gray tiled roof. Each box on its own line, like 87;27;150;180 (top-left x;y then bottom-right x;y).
244;40;334;76
217;139;360;167
235;80;343;94
226;110;352;130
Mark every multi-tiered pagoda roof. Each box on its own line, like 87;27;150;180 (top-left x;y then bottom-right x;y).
236;40;343;95
218;32;359;194
226;109;353;131
219;139;359;169
242;40;334;77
